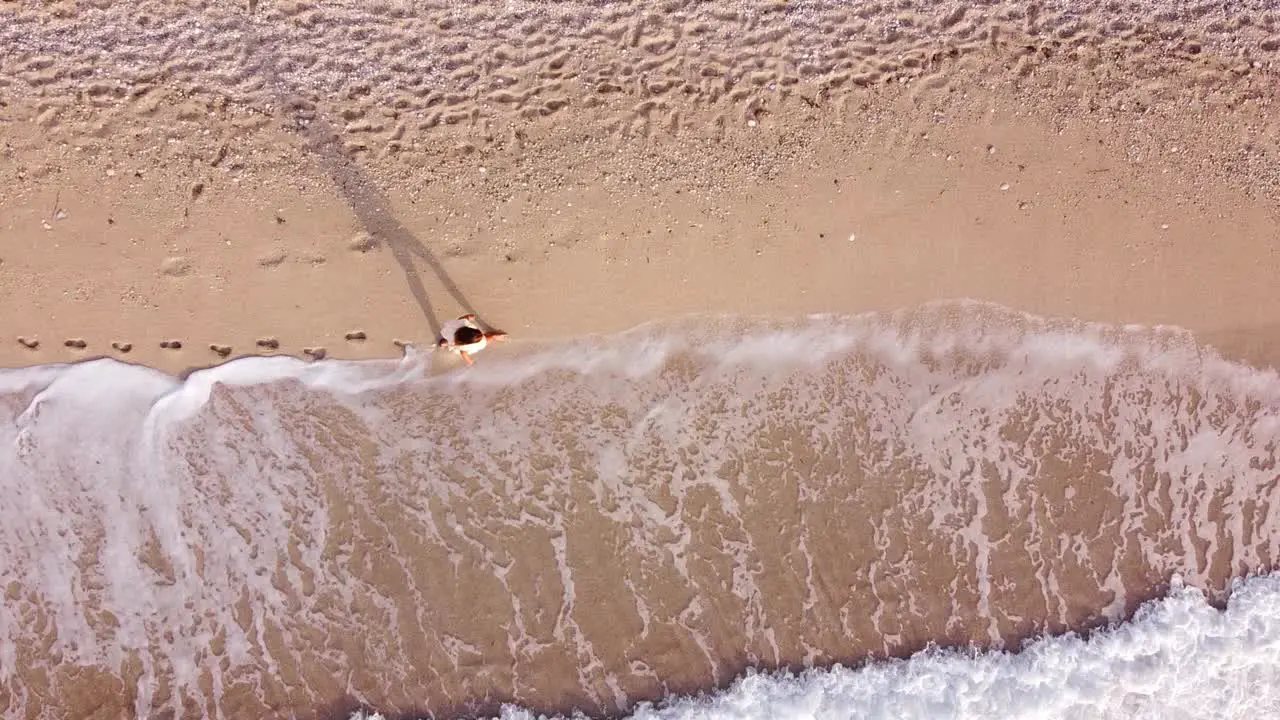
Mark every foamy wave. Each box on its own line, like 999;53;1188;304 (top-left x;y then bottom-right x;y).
3;303;1279;719
348;573;1280;720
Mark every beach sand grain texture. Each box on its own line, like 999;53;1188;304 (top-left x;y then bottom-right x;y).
1;0;1279;372
3;2;1280;719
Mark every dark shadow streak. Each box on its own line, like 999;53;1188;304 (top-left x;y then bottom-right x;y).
241;26;498;341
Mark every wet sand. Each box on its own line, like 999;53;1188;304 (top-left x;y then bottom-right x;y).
3;2;1280;719
4;306;1280;720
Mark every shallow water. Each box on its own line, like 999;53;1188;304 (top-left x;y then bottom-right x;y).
2;301;1278;719
361;572;1280;719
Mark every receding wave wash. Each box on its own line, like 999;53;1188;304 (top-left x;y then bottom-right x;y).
358;573;1280;719
2;302;1278;719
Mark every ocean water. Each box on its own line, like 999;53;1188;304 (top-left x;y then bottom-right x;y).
360;571;1280;719
2;301;1278;719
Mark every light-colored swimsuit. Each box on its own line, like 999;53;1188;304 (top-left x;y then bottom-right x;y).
439;318;488;355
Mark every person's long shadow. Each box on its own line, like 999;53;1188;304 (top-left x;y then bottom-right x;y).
246;27;497;343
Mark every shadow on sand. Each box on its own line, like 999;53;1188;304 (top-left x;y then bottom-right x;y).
245;25;500;343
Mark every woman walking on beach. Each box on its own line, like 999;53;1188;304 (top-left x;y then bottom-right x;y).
436;314;506;365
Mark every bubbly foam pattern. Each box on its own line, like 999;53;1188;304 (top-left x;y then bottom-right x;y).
2;302;1279;718
352;572;1280;719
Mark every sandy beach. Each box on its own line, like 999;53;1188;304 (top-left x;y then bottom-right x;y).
2;0;1279;373
4;2;1280;720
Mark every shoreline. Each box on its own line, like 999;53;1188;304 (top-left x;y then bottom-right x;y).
4;303;1280;383
5;100;1279;375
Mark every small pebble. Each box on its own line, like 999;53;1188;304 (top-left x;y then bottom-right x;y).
1000;183;1010;191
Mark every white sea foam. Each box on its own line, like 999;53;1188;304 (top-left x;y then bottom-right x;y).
352;573;1280;720
2;304;1278;719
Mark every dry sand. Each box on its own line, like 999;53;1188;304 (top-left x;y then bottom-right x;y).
2;0;1279;374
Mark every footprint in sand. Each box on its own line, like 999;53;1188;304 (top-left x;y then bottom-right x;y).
348;232;379;253
160;340;183;350
256;337;280;350
257;250;288;268
210;344;232;358
64;338;87;349
17;337;39;350
344;330;367;341
160;256;193;277
111;341;133;353
303;347;326;360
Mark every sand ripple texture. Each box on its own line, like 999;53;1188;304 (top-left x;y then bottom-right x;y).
2;0;1279;189
1;302;1279;719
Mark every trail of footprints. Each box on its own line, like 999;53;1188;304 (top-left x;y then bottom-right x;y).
13;329;411;362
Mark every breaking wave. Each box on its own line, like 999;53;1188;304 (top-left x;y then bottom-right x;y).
2;302;1278;719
